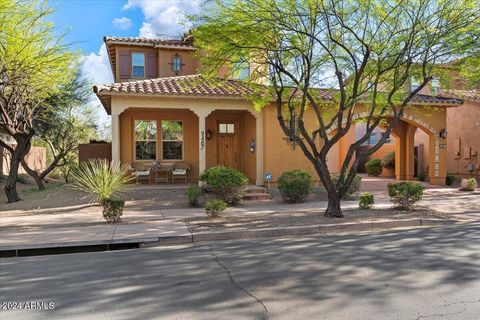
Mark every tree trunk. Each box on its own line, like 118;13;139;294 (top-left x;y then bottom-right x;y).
325;189;343;218
21;159;45;191
4;151;22;203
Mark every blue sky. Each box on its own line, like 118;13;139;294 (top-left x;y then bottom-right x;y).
48;0;203;135
49;0;202;84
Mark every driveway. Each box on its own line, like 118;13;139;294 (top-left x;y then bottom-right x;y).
1;223;479;320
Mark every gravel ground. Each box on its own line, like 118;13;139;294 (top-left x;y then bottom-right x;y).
184;207;445;232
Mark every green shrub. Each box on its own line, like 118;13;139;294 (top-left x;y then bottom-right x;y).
71;160;133;222
417;172;427;182
277;170;312;203
359;192;374;209
16;174;28;184
187;185;202;207
365;158;382;176
382;152;395;169
200;166;248;205
460;178;477;191
205;199;227;217
101;198;125;223
387;181;424;210
331;173;362;197
446;175;457;186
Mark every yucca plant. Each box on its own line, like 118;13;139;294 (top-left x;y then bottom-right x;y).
71;160;133;222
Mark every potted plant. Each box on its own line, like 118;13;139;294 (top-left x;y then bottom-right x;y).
71;160;133;223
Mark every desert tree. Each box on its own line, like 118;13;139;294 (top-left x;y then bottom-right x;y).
0;0;74;202
192;0;480;217
21;70;97;190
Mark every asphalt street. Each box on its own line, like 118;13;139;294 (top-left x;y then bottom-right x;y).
1;223;479;320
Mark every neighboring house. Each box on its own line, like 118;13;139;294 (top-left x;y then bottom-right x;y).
94;35;463;185
353;69;480;180
443;90;479;178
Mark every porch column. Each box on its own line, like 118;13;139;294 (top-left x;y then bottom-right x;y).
198;112;207;175
192;107;214;181
255;110;264;185
111;111;121;164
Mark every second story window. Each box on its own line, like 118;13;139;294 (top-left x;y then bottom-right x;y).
410;76;420;92
234;60;249;80
431;78;441;95
172;54;182;75
132;52;145;78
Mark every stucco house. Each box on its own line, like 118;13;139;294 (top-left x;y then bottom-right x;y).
351;69;479;181
93;35;465;186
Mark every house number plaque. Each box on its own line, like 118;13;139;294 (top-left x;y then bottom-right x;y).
200;131;205;150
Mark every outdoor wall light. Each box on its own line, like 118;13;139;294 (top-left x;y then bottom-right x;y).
249;139;256;153
439;128;447;139
206;129;212;140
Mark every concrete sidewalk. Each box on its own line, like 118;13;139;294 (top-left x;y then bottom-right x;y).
1;188;478;256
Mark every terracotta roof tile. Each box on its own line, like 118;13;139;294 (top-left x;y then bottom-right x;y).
94;74;258;97
104;36;195;49
94;74;463;113
440;89;479;103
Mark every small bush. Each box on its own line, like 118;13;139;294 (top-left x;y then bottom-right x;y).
277;170;312;203
101;198;125;223
187;185;202;207
200;166;248;205
382;152;395;169
331;173;362;197
205;199;227;217
446;175;457;186
365;158;382;176
387;181;424;210
460;178;477;191
16;174;28;184
359;192;374;209
417;172;427;182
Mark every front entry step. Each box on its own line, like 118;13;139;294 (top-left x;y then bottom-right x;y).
243;185;272;201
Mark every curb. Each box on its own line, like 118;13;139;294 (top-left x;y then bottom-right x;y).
0;218;453;258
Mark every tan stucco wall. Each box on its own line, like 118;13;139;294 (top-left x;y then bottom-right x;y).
1;145;46;175
326;104;451;185
111;94;454;185
205;109;257;182
262;104;321;184
446;100;480;177
78;143;112;162
157;49;199;78
119;108;200;180
114;45;199;82
112;95;260;182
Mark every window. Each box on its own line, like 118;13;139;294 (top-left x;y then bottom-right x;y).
162;121;183;160
132;52;145;78
368;132;378;145
172;54;182;74
431;78;441;95
135;120;156;160
219;123;235;134
234;60;249;80
410;76;420;92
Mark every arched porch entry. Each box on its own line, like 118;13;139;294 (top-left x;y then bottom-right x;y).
327;111;447;185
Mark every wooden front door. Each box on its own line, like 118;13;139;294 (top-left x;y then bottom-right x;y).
217;120;239;169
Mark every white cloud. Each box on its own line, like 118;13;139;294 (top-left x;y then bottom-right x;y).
81;44;113;129
112;17;133;30
123;0;202;38
81;44;113;85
